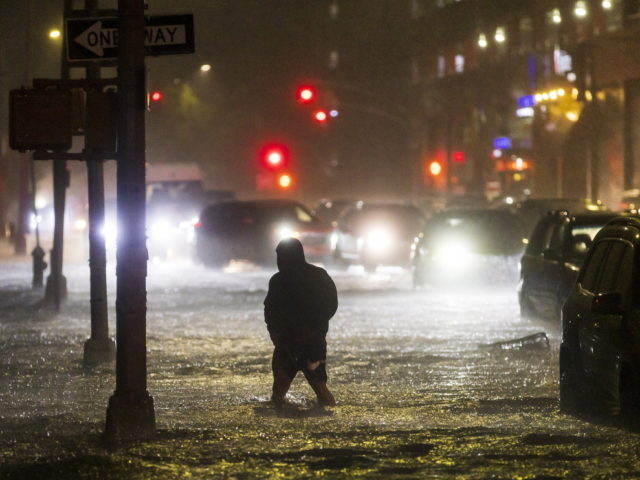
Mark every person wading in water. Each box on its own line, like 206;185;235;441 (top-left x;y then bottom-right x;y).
264;238;338;406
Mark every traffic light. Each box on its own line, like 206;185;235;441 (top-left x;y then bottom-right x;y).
259;143;289;171
278;173;293;189
428;160;443;176
452;151;465;163
296;85;316;104
313;110;328;123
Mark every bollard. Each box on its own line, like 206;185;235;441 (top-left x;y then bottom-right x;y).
31;245;47;289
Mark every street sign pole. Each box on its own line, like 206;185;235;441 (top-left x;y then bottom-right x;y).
83;0;115;366
105;0;155;444
44;0;71;311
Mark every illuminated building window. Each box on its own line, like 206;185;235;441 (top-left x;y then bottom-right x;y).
329;50;339;69
329;2;339;20
548;8;562;24
454;54;464;73
574;1;588;18
477;33;488;49
437;55;445;77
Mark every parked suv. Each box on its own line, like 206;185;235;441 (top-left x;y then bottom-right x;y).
519;211;640;322
559;217;640;421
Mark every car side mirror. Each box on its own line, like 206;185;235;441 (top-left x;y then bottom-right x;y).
542;248;561;261
592;291;624;315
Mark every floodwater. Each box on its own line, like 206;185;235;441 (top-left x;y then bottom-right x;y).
1;259;639;479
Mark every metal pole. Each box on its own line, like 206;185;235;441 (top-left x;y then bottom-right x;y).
82;0;115;366
105;0;155;443
623;0;640;191
15;0;33;256
44;0;71;310
590;91;601;201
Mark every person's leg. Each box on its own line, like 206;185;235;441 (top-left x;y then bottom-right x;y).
271;347;295;403
303;361;336;407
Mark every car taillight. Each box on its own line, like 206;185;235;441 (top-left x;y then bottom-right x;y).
194;221;202;229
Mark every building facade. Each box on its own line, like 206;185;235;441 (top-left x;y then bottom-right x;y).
411;0;640;206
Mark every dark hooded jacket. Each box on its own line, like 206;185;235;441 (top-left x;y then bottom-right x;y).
264;238;338;346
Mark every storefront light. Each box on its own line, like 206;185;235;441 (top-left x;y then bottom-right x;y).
566;112;579;122
551;8;562;24
494;27;506;44
477;33;488;49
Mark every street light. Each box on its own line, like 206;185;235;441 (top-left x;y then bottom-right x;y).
49;29;61;39
200;64;211;72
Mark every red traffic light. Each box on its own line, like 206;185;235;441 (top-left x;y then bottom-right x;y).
296;85;316;104
259;143;289;170
150;91;163;102
313;110;328;123
452;150;465;163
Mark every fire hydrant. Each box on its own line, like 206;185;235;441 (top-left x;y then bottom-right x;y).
31;245;47;289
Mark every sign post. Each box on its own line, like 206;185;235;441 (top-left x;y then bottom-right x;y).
104;0;156;444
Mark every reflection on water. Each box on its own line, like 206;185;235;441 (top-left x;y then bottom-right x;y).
1;260;637;479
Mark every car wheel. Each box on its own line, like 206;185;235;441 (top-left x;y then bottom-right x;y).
559;345;581;414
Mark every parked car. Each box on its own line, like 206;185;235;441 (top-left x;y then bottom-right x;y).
519;210;640;322
194;199;331;267
508;197;607;237
559;216;640;422
332;202;425;272
412;209;527;287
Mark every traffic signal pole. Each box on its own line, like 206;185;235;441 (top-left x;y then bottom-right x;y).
105;0;155;443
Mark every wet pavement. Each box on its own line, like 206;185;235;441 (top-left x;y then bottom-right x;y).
1;258;639;479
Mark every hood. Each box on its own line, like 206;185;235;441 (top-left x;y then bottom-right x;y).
276;238;306;273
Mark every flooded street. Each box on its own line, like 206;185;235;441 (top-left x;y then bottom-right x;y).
1;259;639;479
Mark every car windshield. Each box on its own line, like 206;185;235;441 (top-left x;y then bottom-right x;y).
201;202;314;228
348;206;424;234
424;210;525;255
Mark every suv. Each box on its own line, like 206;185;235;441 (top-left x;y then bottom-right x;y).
412;208;526;287
519;211;639;322
559;217;640;421
194;199;331;267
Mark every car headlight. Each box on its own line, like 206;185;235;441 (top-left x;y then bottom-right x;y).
432;237;474;268
101;219;118;247
150;219;173;238
364;227;394;253
275;224;300;241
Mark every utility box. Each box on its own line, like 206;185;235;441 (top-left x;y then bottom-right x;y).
9;88;73;152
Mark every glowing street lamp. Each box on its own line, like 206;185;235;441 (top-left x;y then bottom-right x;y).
49;29;61;39
200;64;211;72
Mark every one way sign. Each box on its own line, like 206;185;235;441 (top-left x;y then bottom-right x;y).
66;14;194;61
